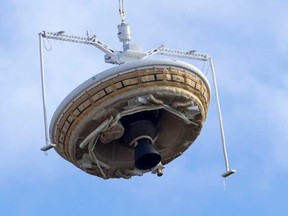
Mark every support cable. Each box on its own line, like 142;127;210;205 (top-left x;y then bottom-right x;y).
89;136;107;178
119;0;125;22
43;38;52;51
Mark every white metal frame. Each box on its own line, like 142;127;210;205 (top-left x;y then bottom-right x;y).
38;33;56;151
38;3;236;177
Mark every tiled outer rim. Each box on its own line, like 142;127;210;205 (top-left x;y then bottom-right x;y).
50;59;210;176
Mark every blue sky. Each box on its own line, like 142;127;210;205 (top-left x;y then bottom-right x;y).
1;0;288;215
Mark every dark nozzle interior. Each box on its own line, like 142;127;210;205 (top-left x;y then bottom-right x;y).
135;138;161;170
120;111;161;170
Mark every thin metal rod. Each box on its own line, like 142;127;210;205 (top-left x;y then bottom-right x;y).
39;33;50;147
119;0;125;22
209;58;235;177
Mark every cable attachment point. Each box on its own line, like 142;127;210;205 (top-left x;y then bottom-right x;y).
119;0;126;23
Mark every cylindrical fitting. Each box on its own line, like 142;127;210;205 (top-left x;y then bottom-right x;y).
117;22;131;44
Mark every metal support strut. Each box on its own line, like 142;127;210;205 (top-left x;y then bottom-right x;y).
39;33;56;152
209;58;236;178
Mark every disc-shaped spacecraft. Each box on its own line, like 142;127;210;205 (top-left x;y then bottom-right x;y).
50;59;210;179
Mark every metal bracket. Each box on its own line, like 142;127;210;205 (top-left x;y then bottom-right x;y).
145;46;210;61
40;143;56;152
40;31;210;64
40;31;122;64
